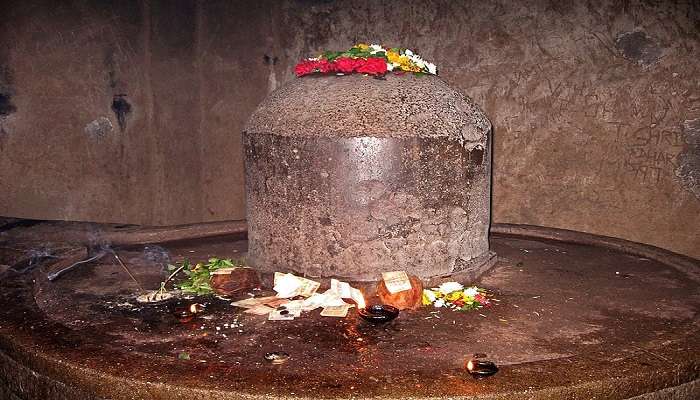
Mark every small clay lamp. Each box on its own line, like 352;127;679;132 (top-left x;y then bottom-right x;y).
174;303;204;323
466;358;498;378
358;304;399;324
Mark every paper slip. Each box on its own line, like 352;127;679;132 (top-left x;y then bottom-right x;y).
274;272;302;298
297;277;321;297
231;296;279;309
264;298;290;308
321;289;349;307
382;271;413;293
330;279;352;298
273;272;320;298
350;287;366;309
320;304;353;317
268;308;295;321
301;293;327;311
244;305;275;315
281;300;304;317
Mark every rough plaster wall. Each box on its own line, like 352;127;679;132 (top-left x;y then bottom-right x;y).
0;0;259;225
0;0;698;258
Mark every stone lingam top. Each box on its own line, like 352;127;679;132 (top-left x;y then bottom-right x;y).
244;73;492;282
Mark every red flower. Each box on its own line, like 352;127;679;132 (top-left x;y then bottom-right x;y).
294;59;336;76
294;60;318;76
316;59;335;73
333;57;361;74
474;293;489;305
356;57;387;76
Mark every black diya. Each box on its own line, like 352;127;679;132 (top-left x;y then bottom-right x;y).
358;304;399;324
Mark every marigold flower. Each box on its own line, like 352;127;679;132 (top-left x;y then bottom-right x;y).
355;43;370;51
386;50;402;64
422;289;437;305
445;291;462;302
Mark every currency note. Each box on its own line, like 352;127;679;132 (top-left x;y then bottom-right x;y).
382;271;412;293
320;304;353;317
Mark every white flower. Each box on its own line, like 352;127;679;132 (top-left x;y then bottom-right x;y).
434;298;445;308
423;289;436;303
369;44;385;54
426;62;437;74
405;49;414;56
438;281;464;294
386;63;394;71
409;55;425;69
464;287;479;297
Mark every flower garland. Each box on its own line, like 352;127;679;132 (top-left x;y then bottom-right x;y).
422;282;491;311
294;43;437;77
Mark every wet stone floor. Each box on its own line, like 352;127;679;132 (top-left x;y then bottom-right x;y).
0;232;698;399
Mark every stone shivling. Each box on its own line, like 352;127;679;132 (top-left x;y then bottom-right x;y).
244;74;494;282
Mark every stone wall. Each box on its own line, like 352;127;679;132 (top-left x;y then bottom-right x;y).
1;0;698;258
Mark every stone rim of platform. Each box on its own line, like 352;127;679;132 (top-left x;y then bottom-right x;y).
0;223;698;400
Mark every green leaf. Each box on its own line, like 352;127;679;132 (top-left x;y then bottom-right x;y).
172;257;246;295
322;51;343;61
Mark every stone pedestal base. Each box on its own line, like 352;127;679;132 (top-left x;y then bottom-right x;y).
245;133;491;281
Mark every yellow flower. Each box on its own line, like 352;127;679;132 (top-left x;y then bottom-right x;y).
386;50;402;64
445;292;462;301
355;43;370;51
400;63;422;72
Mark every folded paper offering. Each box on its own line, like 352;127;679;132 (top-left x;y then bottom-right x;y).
320;304;353;317
330;279;352;298
231;296;280;309
268;308;296;321
301;293;327;311
273;272;320;298
231;273;364;320
381;271;413;294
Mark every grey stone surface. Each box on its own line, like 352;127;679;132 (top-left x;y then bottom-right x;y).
245;75;491;280
246;74;491;147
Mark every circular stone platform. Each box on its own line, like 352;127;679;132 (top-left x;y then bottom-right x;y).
0;225;698;399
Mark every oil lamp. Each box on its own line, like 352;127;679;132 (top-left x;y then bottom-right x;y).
466;358;498;378
358;304;399;324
